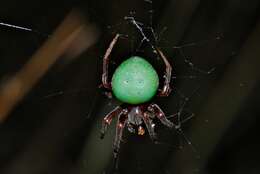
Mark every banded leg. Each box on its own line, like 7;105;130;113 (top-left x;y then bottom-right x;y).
113;110;128;158
100;106;122;139
102;34;120;89
155;47;172;97
148;103;174;128
143;111;157;142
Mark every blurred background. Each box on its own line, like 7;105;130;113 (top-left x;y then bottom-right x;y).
0;0;259;174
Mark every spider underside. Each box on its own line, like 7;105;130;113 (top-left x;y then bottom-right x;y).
100;34;174;159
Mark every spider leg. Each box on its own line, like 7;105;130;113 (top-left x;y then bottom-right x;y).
155;47;172;97
113;110;128;159
143;111;157;142
148;103;174;128
102;34;120;90
100;106;123;139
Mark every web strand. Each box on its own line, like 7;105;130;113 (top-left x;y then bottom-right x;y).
178;48;216;74
0;21;49;37
0;22;32;31
166;87;201;155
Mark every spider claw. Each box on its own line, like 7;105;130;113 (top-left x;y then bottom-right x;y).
152;137;159;144
113;147;120;158
113;148;118;153
104;91;113;98
100;133;105;139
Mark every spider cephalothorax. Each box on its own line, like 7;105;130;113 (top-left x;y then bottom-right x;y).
100;34;174;158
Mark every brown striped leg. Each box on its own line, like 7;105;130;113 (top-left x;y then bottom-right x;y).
100;106;122;139
143;111;157;142
155;47;172;97
101;34;120;90
148;103;174;128
113;110;128;158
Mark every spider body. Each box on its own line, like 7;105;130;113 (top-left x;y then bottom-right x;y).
100;34;173;158
112;56;159;104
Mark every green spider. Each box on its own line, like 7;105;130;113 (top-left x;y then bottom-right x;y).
100;34;176;159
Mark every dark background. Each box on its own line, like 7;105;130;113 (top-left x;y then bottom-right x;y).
0;0;259;174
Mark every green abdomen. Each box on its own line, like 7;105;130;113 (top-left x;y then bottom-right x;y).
112;56;159;104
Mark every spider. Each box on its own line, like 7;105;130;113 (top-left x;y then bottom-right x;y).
100;33;178;159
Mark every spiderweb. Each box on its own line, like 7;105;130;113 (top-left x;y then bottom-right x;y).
100;1;222;173
0;1;223;174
